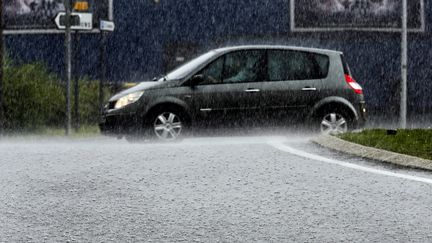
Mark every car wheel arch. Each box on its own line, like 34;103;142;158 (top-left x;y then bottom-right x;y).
143;99;192;126
309;96;359;122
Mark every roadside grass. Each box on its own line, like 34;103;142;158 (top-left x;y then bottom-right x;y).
339;129;432;160
3;125;101;138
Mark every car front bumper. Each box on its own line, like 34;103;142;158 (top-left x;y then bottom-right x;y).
99;112;140;136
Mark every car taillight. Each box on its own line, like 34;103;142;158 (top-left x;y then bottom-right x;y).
345;74;363;94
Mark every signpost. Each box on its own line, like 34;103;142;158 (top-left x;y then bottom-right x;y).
401;0;408;129
54;2;95;135
99;20;114;114
98;4;115;115
54;12;93;30
74;33;80;132
0;0;3;135
64;0;72;135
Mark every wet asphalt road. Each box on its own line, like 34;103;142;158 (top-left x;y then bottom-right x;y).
1;133;432;242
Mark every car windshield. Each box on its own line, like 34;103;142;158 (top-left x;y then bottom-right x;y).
164;50;218;81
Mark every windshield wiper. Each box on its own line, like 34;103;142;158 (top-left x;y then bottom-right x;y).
152;75;167;82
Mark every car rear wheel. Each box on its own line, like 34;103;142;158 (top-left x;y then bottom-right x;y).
319;112;349;135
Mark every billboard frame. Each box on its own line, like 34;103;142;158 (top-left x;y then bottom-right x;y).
290;0;425;32
3;0;113;35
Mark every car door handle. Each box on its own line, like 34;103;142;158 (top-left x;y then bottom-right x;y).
301;87;317;91
245;88;260;93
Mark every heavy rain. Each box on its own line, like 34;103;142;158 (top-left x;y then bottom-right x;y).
0;0;431;242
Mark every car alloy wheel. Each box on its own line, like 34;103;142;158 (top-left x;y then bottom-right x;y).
153;112;183;141
320;112;348;135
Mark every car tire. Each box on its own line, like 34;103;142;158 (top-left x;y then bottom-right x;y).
315;109;352;135
147;108;187;142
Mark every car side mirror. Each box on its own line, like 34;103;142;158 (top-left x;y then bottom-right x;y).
189;74;204;87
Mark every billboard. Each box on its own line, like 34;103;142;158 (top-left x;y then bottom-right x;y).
291;0;425;32
4;0;112;34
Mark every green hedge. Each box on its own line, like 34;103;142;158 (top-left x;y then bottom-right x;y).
4;63;65;131
3;62;111;132
75;77;112;125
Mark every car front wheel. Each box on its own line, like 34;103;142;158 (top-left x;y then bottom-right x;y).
152;111;184;141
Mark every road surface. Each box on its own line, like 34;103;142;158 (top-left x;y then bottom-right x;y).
1;132;432;242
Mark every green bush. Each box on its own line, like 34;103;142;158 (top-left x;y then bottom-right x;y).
3;61;112;132
74;77;112;125
4;63;65;131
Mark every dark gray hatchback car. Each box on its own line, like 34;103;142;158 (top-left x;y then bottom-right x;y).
100;45;367;141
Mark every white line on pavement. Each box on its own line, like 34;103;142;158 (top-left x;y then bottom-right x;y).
268;140;432;185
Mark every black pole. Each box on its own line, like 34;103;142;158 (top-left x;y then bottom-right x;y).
99;31;106;112
64;0;72;135
73;31;80;132
0;0;4;135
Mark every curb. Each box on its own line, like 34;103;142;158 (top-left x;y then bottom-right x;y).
310;135;432;171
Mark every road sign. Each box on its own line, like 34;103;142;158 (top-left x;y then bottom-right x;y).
5;0;113;35
100;20;115;32
55;12;93;30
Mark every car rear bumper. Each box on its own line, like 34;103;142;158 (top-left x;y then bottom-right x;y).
356;101;368;128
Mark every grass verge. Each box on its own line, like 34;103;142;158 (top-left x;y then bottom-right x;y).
338;129;432;160
3;125;101;138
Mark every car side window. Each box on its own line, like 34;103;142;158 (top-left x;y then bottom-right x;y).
267;50;329;81
196;57;224;85
223;50;266;83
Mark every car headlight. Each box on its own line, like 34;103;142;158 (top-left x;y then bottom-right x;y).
114;91;144;109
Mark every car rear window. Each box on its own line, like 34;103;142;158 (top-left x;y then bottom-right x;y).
267;50;329;81
340;54;351;75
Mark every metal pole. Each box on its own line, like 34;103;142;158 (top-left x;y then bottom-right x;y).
400;0;408;129
74;31;80;132
99;0;113;112
99;32;106;112
0;0;4;135
108;0;115;92
109;0;114;21
64;0;72;135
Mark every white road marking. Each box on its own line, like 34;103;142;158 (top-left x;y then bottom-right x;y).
268;140;432;185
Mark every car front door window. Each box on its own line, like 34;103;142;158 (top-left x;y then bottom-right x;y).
223;51;265;83
197;57;224;85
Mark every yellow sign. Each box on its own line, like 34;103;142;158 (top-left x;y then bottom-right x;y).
74;1;89;11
